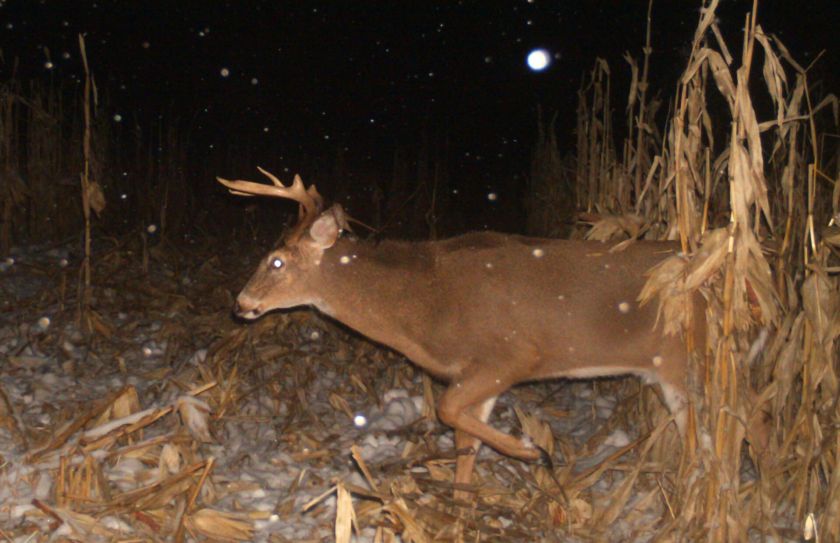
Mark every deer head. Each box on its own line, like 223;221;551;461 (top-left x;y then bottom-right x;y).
217;168;349;318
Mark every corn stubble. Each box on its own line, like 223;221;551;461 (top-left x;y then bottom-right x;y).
530;0;838;540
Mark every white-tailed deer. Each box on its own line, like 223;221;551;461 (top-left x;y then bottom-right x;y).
218;169;703;497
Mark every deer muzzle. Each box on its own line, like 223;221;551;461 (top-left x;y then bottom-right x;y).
234;294;263;320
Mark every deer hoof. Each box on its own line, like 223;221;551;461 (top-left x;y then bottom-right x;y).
537;447;554;470
518;436;540;459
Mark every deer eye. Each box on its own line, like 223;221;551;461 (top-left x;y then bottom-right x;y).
269;257;284;269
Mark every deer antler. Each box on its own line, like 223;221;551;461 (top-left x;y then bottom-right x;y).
217;167;323;221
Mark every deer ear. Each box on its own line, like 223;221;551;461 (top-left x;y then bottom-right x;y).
329;203;351;232
308;212;340;249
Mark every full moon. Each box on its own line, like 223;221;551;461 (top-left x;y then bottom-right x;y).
526;49;551;72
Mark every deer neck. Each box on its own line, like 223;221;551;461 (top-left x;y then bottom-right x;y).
310;237;434;341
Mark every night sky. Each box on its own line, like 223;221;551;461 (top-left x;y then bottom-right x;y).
1;1;836;227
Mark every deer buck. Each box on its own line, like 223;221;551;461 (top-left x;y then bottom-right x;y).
218;168;703;498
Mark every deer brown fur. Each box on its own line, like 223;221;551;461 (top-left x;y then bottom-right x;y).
219;170;703;498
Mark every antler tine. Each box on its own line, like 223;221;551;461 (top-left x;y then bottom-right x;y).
306;183;323;211
217;169;321;220
288;174;318;218
216;176;273;197
256;166;286;188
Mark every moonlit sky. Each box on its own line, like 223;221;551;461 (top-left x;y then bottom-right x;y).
0;1;835;220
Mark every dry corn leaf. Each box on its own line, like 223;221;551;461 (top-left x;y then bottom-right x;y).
684;227;729;291
87;180;107;216
383;499;428;543
638;254;690;336
159;442;182;476
802;272;838;351
185;508;254;542
423;460;452;483
570;497;593;527
175;395;212;442
514;405;554;456
55;507;128;540
585;214;645;241
335;482;356;543
754;28;787;126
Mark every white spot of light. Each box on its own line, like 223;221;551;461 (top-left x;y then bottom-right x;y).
526;48;551;72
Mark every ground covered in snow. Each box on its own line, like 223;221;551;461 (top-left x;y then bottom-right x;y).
0;240;681;542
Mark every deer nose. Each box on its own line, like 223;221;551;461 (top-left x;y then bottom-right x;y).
234;295;262;319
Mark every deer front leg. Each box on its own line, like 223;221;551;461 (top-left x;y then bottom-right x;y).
439;375;541;477
452;396;498;500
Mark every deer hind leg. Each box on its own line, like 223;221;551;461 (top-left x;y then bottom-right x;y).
438;374;541;465
453;396;498;500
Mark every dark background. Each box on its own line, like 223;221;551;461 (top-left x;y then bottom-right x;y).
1;0;836;234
